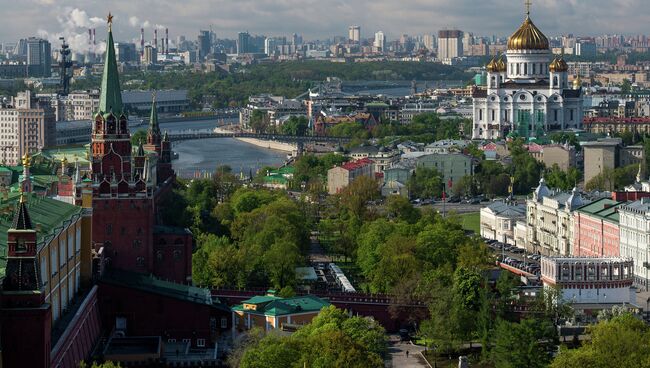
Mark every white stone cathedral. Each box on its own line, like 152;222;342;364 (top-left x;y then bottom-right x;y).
472;6;583;140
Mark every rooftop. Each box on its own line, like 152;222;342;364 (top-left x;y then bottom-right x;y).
0;192;83;278
575;198;624;223
100;270;230;313
233;294;330;317
338;158;373;171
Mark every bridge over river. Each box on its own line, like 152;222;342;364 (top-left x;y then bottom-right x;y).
168;130;351;144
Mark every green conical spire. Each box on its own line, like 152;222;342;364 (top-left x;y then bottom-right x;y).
99;15;124;117
148;93;160;135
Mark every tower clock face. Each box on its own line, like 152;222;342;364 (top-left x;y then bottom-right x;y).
16;238;26;252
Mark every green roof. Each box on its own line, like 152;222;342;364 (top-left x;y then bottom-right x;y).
39;146;91;165
99;25;124;117
233;294;330;317
575;198;623;223
101;270;231;313
0;192;83;278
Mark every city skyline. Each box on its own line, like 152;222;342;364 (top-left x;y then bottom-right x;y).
3;0;650;50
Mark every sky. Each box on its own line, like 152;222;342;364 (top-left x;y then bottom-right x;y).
3;0;649;53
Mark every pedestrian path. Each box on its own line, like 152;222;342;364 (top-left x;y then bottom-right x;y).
387;335;429;368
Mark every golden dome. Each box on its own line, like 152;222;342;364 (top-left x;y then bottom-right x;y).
507;16;549;51
21;152;31;168
496;56;507;72
573;75;582;90
486;57;498;72
549;56;568;72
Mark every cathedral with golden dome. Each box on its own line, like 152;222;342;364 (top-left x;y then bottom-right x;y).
472;2;584;140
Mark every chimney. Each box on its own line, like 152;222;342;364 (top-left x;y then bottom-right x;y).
88;29;92;45
93;29;96;45
165;28;169;55
154;29;158;50
140;28;145;58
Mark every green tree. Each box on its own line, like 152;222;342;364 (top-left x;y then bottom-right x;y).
249;109;269;133
408;167;443;199
621;78;632;94
545;164;582;191
385;195;420;223
239;306;386;368
491;318;556;368
281;116;309;136
264;239;302;289
338;175;380;219
551;314;650;368
130;129;147;146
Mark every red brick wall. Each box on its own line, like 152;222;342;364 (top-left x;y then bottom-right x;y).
153;232;192;282
92;198;154;274
98;282;231;346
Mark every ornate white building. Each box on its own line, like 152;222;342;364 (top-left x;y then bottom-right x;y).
525;178;590;256
472;6;584;140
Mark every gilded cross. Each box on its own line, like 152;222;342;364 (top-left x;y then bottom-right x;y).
107;12;113;29
525;0;532;15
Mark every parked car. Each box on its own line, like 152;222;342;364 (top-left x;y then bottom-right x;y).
448;196;461;203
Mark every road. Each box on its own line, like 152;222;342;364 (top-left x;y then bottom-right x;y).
427;202;484;215
387;335;429;368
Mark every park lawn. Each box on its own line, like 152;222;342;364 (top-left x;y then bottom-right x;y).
460;212;480;234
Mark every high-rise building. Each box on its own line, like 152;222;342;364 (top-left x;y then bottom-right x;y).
423;34;436;52
265;37;285;56
0;90;56;165
292;33;302;46
143;45;157;64
115;42;137;63
575;41;597;58
238;32;251;54
374;31;386;52
349;26;361;44
437;30;463;60
26;37;52;77
197;30;211;59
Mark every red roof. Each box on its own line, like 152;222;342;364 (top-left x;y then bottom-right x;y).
340;158;373;171
526;143;544;153
480;142;497;151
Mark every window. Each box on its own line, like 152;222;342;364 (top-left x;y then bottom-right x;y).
570;109;574;121
173;250;182;260
67;234;73;260
479;109;483;121
40;253;48;285
132;239;142;249
136;257;145;267
197;339;206;347
50;244;59;276
75;226;81;253
221;317;228;329
59;239;65;267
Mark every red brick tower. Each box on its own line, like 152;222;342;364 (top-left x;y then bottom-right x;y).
1;194;52;368
77;15;155;275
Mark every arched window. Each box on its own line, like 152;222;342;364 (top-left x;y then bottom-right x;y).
554;76;559;87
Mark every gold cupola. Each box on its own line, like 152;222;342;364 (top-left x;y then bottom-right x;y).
486;57;498;72
549;56;568;72
496;56;507;72
573;74;582;90
507;15;549;51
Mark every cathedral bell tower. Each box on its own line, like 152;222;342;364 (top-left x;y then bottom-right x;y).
1;193;52;368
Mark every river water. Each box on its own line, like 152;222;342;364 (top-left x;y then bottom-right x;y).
158;119;286;179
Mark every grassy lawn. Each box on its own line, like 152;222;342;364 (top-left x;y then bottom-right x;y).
460;212;480;234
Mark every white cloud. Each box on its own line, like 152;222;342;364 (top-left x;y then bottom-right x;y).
3;0;649;44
